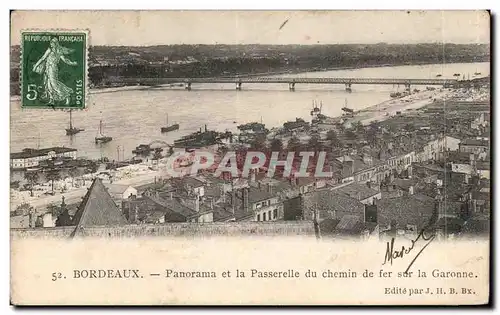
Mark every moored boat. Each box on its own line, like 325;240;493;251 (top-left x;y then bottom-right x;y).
161;114;180;133
95;120;112;144
65;110;85;136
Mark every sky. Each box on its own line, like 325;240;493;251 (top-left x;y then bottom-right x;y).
11;10;490;46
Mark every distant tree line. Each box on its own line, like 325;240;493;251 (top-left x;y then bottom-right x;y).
10;43;490;93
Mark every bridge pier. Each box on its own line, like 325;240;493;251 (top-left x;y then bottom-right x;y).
345;83;352;92
404;83;411;93
185;82;192;91
236;82;242;91
289;82;295;91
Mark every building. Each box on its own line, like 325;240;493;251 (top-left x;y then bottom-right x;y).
302;189;366;222
70;178;128;237
334;154;386;184
319;216;379;240
10;147;77;170
459;138;489;155
417;136;460;162
333;182;381;205
247;187;281;222
377;193;437;234
104;184;138;210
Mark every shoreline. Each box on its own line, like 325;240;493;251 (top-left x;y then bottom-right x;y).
10;88;455;212
9;61;488;99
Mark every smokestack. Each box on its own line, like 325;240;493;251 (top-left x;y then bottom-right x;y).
205;124;207;132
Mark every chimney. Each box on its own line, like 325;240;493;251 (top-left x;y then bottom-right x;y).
267;183;273;194
194;194;200;212
435;194;444;219
408;186;414;195
169;192;173;200
389;219;397;237
210;198;214;209
362;154;372;166
133;205;139;224
343;160;354;176
242;188;249;211
205;124;207;132
231;189;236;214
364;204;378;223
28;210;36;228
250;168;256;183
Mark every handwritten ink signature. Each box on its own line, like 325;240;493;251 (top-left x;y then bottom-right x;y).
382;228;436;273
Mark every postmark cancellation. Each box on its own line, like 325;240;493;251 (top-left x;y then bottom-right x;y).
20;29;89;109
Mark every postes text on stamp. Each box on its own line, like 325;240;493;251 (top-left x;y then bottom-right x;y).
21;30;88;109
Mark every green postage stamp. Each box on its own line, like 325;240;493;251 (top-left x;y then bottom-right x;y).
20;30;89;109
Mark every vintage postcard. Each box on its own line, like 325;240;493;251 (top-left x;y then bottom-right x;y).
10;10;491;306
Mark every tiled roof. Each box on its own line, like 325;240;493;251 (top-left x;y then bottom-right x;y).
460;214;490;236
303;190;365;221
146;195;198;219
377;194;436;230
212;205;236;222
435;217;465;234
10;215;31;229
334;182;379;200
104;184;134;195
460;139;489;146
393;178;418;190
248;187;276;203
72;178;127;236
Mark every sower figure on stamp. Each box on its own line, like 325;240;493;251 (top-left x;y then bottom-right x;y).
32;37;77;106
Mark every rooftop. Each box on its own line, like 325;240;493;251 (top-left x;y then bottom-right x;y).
248;187;276;203
377;194;436;230
303;190;365;221
72;178;128;236
334;182;379;201
104;184;136;195
11;147;77;159
460;138;489;147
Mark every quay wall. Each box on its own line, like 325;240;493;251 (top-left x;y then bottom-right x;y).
10;222;315;240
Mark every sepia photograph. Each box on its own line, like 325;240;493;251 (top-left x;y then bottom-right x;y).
9;10;491;306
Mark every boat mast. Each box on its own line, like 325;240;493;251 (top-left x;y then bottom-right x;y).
69;110;73;129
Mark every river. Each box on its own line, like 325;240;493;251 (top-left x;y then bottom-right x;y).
10;62;489;161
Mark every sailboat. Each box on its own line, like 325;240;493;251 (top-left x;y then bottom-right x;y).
95;120;112;144
341;98;354;115
65;110;84;136
161;114;180;133
310;100;322;116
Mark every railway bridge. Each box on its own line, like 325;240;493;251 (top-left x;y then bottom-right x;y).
110;77;458;92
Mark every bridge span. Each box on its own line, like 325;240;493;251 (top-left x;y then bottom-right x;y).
111;77;458;91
